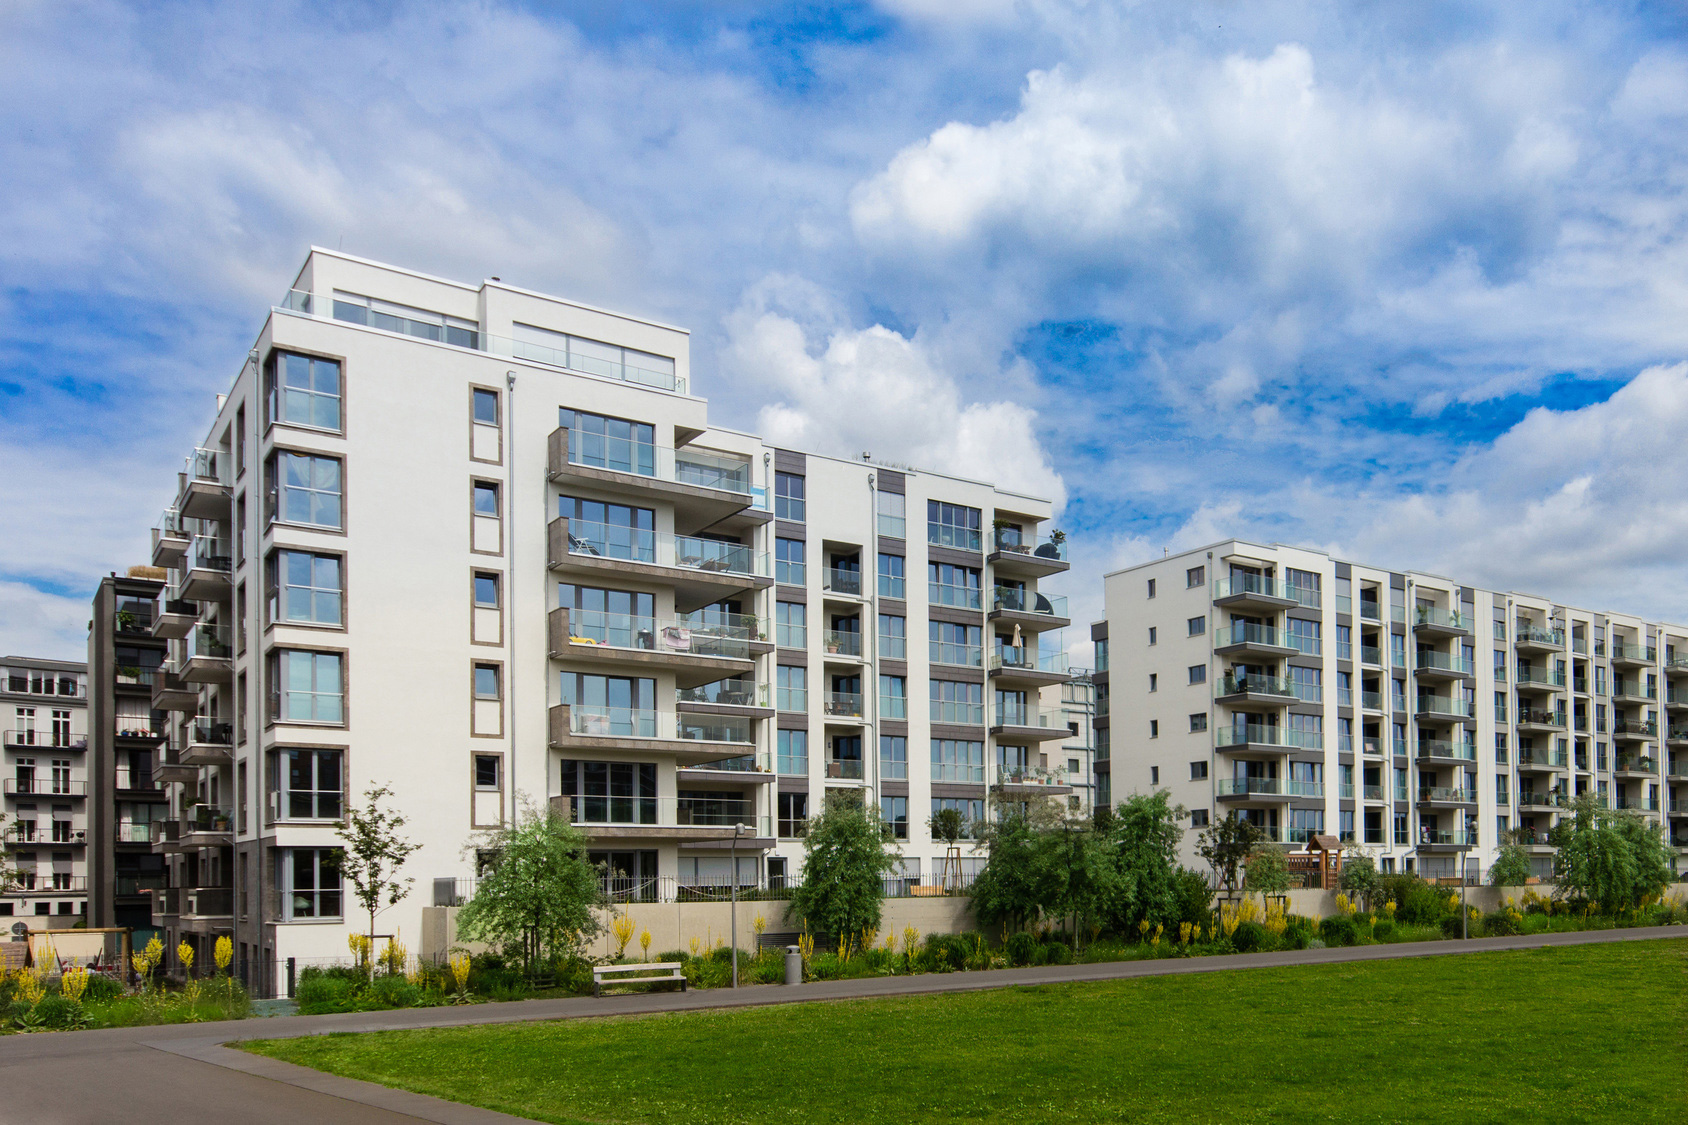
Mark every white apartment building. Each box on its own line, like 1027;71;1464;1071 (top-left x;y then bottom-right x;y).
1094;541;1688;880
2;657;90;923
126;249;1073;992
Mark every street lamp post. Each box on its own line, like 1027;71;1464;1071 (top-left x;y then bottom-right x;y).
731;823;745;988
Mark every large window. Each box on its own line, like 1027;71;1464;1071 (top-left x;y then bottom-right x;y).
559;674;656;735
881;796;909;839
560;409;655;475
281;749;342;820
512;323;677;390
557;584;655;645
927;501;981;551
879;614;906;659
285;848;342;919
876;490;905;538
928;562;982;608
775;602;807;648
267;551;342;625
931;739;985;782
877;553;905;599
930;680;983;724
879;735;907;779
775;538;806;586
268;650;344;724
777;729;808;775
560;497;655;561
333;291;479;348
931;797;985;834
879;675;907;719
268;452;343;529
775;472;806;521
778;792;808;838
558;760;657;824
266;352;342;432
930;621;982;666
776;666;807;712
1289;618;1321;655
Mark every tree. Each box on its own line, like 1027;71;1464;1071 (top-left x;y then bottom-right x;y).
1243;848;1291;897
1338;850;1380;907
1550;794;1672;909
1487;837;1534;888
968;810;1046;934
1196;814;1262;897
789;792;902;943
1106;790;1187;930
456;805;606;971
331;785;421;957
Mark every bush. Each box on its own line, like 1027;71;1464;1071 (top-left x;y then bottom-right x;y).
683;957;733;988
1379;874;1450;926
1231;921;1272;953
748;952;785;985
368;975;422;1008
1045;941;1074;966
1319;915;1359;947
655;950;689;964
1171;867;1215;927
81;973;124;1003
1482;909;1521;937
295;974;358;1013
1306;938;1326;950
1372;919;1396;941
31;993;78;1028
1004;931;1038;967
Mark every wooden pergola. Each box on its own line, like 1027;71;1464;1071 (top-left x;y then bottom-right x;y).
1285;834;1344;890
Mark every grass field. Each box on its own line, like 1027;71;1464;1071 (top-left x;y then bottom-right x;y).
242;939;1688;1124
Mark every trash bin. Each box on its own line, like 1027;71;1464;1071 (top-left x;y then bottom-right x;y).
784;945;802;985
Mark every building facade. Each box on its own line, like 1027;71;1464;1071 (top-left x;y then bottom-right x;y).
128;248;1073;992
2;655;90;923
1094;540;1688;879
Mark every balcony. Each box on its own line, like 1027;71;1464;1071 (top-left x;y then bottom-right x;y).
546;518;771;614
824;692;867;723
1414;650;1475;680
1213;622;1299;659
3;731;88;753
1611;642;1656;668
1517;747;1569;772
548;795;773;844
1416;739;1477;765
1515;707;1567;732
1667;690;1688;713
989;703;1072;743
1413;606;1472;638
1513;666;1567;692
825;757;865;780
2;875;88;896
151;597;198;640
1415;695;1477;725
3;780;87;799
177;447;231;521
1669;800;1688;817
1518;790;1568;811
547;704;755;766
1669;728;1688;748
988;530;1069;578
994;764;1073;795
1665;656;1688;677
822;630;866;661
546;427;766;536
1611;718;1658;742
1214;672;1298;706
676;751;776;786
1362;784;1385;801
150;670;200;713
178;536;232;602
988;646;1071;687
1416;786;1478;809
175;804;233;849
1358;601;1382;623
1514;624;1565;653
181;886;234;928
180;623;233;683
1214;723;1324;753
1613;796;1659;813
151;508;191;567
1611;684;1657;705
180;720;234;766
1417;829;1477;850
1215;778;1324;800
547;608;755;689
988;587;1069;632
1612;755;1658;777
677;678;771;714
1211;574;1298;612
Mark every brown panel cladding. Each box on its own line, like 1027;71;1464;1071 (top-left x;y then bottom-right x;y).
774;519;807;540
930;722;986;740
929;667;985;685
880;719;909;737
931;782;987;799
929;605;984;627
777;714;810;731
879;659;908;678
878;542;905;558
878;597;907;617
1091;621;1108;641
773;449;806;475
877;470;905;494
880;780;910;797
778;777;810;793
778;651;809;669
776;584;807;603
928;544;982;568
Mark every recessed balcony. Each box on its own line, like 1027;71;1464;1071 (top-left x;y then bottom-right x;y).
1416;738;1478;766
545;427;769;536
1516;748;1569;773
677;678;773;718
546;518;772;614
1214;672;1298;706
1518;790;1568;811
1211;574;1299;613
1612;755;1658;778
993;764;1074;796
177;447;231;522
547;608;755;690
1515;707;1567;733
1610;642;1656;668
1611;684;1657;705
1213;622;1299;659
1413;606;1472;639
547;704;756;766
988;587;1070;633
676;751;776;786
989;703;1072;743
1611;718;1657;742
822;630;868;664
1513;624;1564;653
1513;666;1566;694
823;692;867;725
548;794;773;846
1414;695;1477;726
1214;723;1324;755
1416;786;1478;810
1215;778;1324;802
1414;650;1475;681
1417;829;1477;850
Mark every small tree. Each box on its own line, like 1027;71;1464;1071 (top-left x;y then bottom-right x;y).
1338;850;1380;908
1550;794;1670;909
1243;848;1291;898
1107;790;1188;930
1196;814;1262;897
331;785;421;959
1487;837;1533;888
789;792;902;944
456;805;606;971
969;809;1046;934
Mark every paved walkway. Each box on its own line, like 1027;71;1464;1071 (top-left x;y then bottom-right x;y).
2;925;1681;1125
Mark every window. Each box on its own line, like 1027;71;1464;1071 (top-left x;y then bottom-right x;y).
877;490;905;538
1189;713;1208;733
268;651;344;724
1148;627;1158;646
881;796;909;839
1289;618;1321;655
878;553;905;598
930;621;982;666
281;749;342;819
879;735;907;779
927;501;982;551
474;571;501;608
285;848;342;919
778;792;808;837
558;760;657;823
777;729;808;775
1187;565;1205;588
1291;665;1321;702
473;388;499;425
1150;766;1160;784
880;675;907;719
473;481;500;517
775;472;806;521
1190;760;1209;780
1149;673;1158;693
928;562;982;608
878;614;906;659
1190;809;1210;828
474;664;501;700
1286;568;1321;607
929;680;983;724
335;291;479;347
930;798;985;836
1147;578;1157;598
776;666;807;712
1188;664;1206;685
475;754;501;790
268;452;343;529
930;739;984;782
267;551;342;625
266;352;342;432
1187;616;1206;637
559;409;655;474
775;602;806;648
1150;719;1159;738
776;538;806;586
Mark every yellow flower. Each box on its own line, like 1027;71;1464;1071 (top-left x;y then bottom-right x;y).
214;936;234;973
177;940;195;974
902;926;920;954
640;928;653;957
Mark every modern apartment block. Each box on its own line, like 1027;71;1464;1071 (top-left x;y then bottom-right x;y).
86;572;172;938
122;248;1072;992
1094;541;1688;880
2;655;90;923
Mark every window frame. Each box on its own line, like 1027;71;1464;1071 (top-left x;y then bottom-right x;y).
774;472;807;522
266;549;344;628
265;350;344;435
268;649;346;727
267;449;345;532
283;847;343;921
279;748;343;821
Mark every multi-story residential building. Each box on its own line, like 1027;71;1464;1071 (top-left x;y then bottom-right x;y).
1095;540;1688;880
86;572;172;939
1055;669;1097;817
2;656;90;922
126;248;1072;993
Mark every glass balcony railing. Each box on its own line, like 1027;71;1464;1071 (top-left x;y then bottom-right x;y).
1515;624;1565;647
1414;606;1470;631
1612;683;1657;700
1416;695;1475;718
990;587;1067;617
826;757;866;780
990;647;1068;676
1517;747;1569;768
561;609;756;659
1214;622;1288;649
563;433;754;496
1612;719;1658;738
1362;785;1385;801
825;692;865;719
823;631;864;658
996;764;1070;788
1360;691;1383;710
991;530;1067;561
1215;724;1324;750
1613;756;1658;773
1513;666;1566;688
1417;739;1477;761
560;519;767;577
824;569;864;596
186;446;227;487
1418;787;1477;803
1416;650;1475;675
1612;643;1657;662
993;702;1060;729
183;623;232;662
185;536;231;574
1516;707;1567;727
1218;672;1294;697
677;678;767;708
1213;574;1291;601
1359;602;1382;622
1418;829;1477;846
928;524;982;552
565;706;752;744
1360;645;1383;666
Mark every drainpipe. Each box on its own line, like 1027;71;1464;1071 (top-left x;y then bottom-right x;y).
506;372;518;817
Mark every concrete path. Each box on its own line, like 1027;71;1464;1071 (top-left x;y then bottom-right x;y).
2;924;1681;1125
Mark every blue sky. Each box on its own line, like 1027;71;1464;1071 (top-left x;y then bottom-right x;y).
5;0;1688;660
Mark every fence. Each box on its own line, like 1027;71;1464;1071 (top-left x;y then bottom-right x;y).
432;871;979;908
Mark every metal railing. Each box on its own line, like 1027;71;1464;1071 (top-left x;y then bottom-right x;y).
991;530;1066;561
3;779;87;796
1213;574;1291;601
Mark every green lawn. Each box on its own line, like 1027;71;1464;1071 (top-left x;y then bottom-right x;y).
242;939;1688;1124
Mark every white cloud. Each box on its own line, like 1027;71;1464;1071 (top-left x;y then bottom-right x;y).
0;582;92;663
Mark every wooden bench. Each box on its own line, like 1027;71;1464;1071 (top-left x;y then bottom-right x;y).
593;962;686;998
